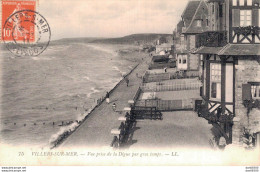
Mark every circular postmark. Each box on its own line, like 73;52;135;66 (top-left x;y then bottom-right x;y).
2;10;51;57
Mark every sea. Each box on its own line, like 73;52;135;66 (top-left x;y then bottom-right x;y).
0;42;138;148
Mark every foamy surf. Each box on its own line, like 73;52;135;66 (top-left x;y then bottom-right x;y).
48;122;79;147
87;87;100;98
83;76;91;81
112;66;126;77
48;109;92;148
31;56;55;60
83;44;118;56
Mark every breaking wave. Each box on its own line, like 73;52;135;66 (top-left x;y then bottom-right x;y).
87;87;100;98
112;66;126;77
48;109;92;148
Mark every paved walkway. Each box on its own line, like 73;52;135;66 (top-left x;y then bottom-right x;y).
61;58;149;148
129;111;214;149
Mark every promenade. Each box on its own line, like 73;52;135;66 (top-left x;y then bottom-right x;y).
61;57;149;148
61;56;213;149
130;111;214;149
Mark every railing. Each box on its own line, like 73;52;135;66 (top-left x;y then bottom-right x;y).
196;103;234;123
232;26;260;44
149;62;176;70
133;87;142;103
135;99;194;111
141;81;201;92
195;31;227;48
143;72;171;83
110;113;136;148
143;71;199;83
131;106;163;120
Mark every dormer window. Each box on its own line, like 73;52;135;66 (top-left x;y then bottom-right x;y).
240;10;252;26
251;84;260;99
219;4;223;17
196;20;202;27
233;0;237;6
247;0;252;6
239;0;244;6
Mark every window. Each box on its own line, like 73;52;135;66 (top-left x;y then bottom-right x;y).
251;84;260;99
212;4;214;13
200;55;203;66
240;0;244;6
196;20;202;27
247;0;252;6
233;0;237;6
206;19;209;26
183;56;187;64
179;57;181;64
210;63;221;99
240;10;252;26
219;4;223;17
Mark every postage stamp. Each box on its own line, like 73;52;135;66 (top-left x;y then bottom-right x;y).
1;0;51;56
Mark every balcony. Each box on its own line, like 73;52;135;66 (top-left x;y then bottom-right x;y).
195;102;234;123
195;31;228;48
231;26;260;44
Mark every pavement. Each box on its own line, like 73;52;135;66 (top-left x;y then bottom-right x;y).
129;111;214;149
61;57;149;148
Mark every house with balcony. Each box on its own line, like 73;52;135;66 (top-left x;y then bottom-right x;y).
193;0;260;147
175;0;209;73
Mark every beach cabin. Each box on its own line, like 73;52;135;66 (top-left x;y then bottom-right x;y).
193;0;260;146
175;0;209;72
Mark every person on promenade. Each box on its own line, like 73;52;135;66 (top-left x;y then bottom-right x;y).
125;77;129;87
106;92;110;104
164;67;167;73
112;103;116;111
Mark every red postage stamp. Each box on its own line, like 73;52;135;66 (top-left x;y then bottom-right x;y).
1;0;36;42
1;0;51;56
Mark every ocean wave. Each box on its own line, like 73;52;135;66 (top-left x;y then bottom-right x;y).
48;109;92;148
82;44;118;56
1;128;14;133
31;56;55;61
83;76;91;81
112;66;126;77
48;122;79;146
87;87;100;98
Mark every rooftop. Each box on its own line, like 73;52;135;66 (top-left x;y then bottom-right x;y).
181;1;201;28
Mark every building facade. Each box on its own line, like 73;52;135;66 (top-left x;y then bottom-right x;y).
175;0;209;72
193;0;260;147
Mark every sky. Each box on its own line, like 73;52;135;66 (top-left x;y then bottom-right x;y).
39;0;189;40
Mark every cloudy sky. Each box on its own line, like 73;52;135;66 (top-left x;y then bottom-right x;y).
39;0;189;40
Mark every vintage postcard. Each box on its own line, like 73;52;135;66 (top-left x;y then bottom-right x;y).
0;0;260;167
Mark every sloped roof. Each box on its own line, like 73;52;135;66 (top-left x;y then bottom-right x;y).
177;20;184;34
218;44;260;56
181;1;201;27
176;48;189;54
152;55;168;62
183;0;209;34
192;46;224;54
192;44;260;56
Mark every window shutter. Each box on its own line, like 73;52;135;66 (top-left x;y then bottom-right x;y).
242;84;252;101
232;9;240;27
252;9;259;26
